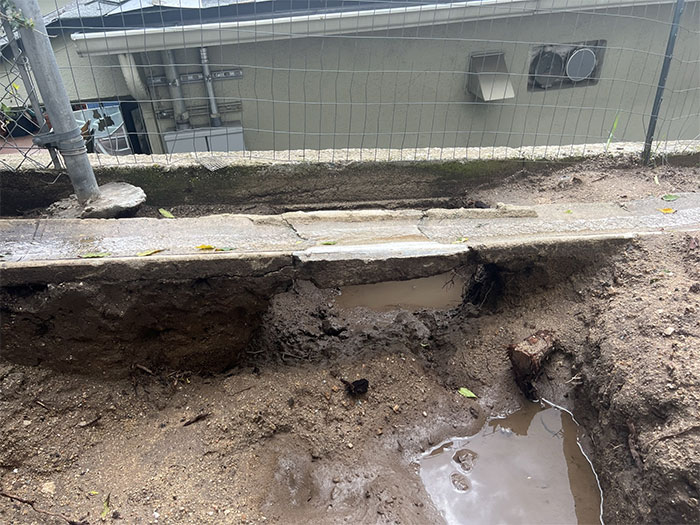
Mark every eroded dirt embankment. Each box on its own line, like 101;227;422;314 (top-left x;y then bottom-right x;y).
0;233;698;524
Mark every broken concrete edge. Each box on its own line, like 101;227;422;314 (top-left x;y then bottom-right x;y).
47;182;147;219
0;233;641;288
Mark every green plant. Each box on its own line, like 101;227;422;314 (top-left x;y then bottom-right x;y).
0;0;34;30
605;112;620;153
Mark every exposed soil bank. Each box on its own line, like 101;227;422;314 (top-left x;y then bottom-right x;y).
1;232;698;524
2;155;698;217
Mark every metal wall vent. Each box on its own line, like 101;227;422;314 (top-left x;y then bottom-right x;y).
528;40;606;91
467;52;515;102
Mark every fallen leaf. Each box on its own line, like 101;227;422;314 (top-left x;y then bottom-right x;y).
654;174;660;185
158;208;175;219
100;493;111;521
214;247;235;252
79;252;110;259
662;194;679;202
458;387;477;399
137;249;164;257
658;208;677;214
196;244;215;250
320;241;337;245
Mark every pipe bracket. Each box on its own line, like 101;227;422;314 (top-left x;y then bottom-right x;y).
33;127;84;152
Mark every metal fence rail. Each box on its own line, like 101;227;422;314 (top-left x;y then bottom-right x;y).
1;0;698;168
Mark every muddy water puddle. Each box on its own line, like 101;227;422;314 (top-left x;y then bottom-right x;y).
420;402;603;525
336;272;465;311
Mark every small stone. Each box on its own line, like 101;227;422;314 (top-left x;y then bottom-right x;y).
347;442;354;449
392;405;400;413
22;420;31;426
422;411;428;417
41;481;56;495
663;327;675;336
376;428;383;436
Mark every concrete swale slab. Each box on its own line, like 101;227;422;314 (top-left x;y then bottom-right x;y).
1;193;698;266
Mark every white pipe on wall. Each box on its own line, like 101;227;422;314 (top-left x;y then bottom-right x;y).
117;53;149;101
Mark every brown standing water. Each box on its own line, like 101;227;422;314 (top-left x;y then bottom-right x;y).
420;402;603;525
336;272;465;311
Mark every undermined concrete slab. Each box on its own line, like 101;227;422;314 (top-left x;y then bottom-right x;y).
1;193;698;374
0;234;632;374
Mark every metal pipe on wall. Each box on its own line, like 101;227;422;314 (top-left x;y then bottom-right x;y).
199;47;221;127
14;0;100;204
162;49;191;130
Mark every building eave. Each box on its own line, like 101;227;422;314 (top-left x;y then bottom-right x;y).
71;0;683;56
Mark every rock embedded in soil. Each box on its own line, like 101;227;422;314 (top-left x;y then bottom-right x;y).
507;331;557;400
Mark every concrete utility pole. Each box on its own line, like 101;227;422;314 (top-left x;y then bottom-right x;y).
13;0;100;204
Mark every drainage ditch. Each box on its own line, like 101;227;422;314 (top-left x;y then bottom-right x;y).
0;233;698;524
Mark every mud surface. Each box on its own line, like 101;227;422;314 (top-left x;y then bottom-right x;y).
1;189;699;523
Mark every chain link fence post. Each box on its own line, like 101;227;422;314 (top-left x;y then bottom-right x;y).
12;0;101;204
642;0;687;165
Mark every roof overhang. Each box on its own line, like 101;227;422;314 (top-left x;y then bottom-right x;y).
71;0;684;56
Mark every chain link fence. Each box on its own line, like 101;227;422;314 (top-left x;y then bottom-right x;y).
1;0;698;168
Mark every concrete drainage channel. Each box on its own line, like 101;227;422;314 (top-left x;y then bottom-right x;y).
2;232;698;524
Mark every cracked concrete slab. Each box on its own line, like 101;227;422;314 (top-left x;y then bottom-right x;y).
1;194;699;266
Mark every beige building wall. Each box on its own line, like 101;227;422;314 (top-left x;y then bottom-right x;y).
4;2;698;153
